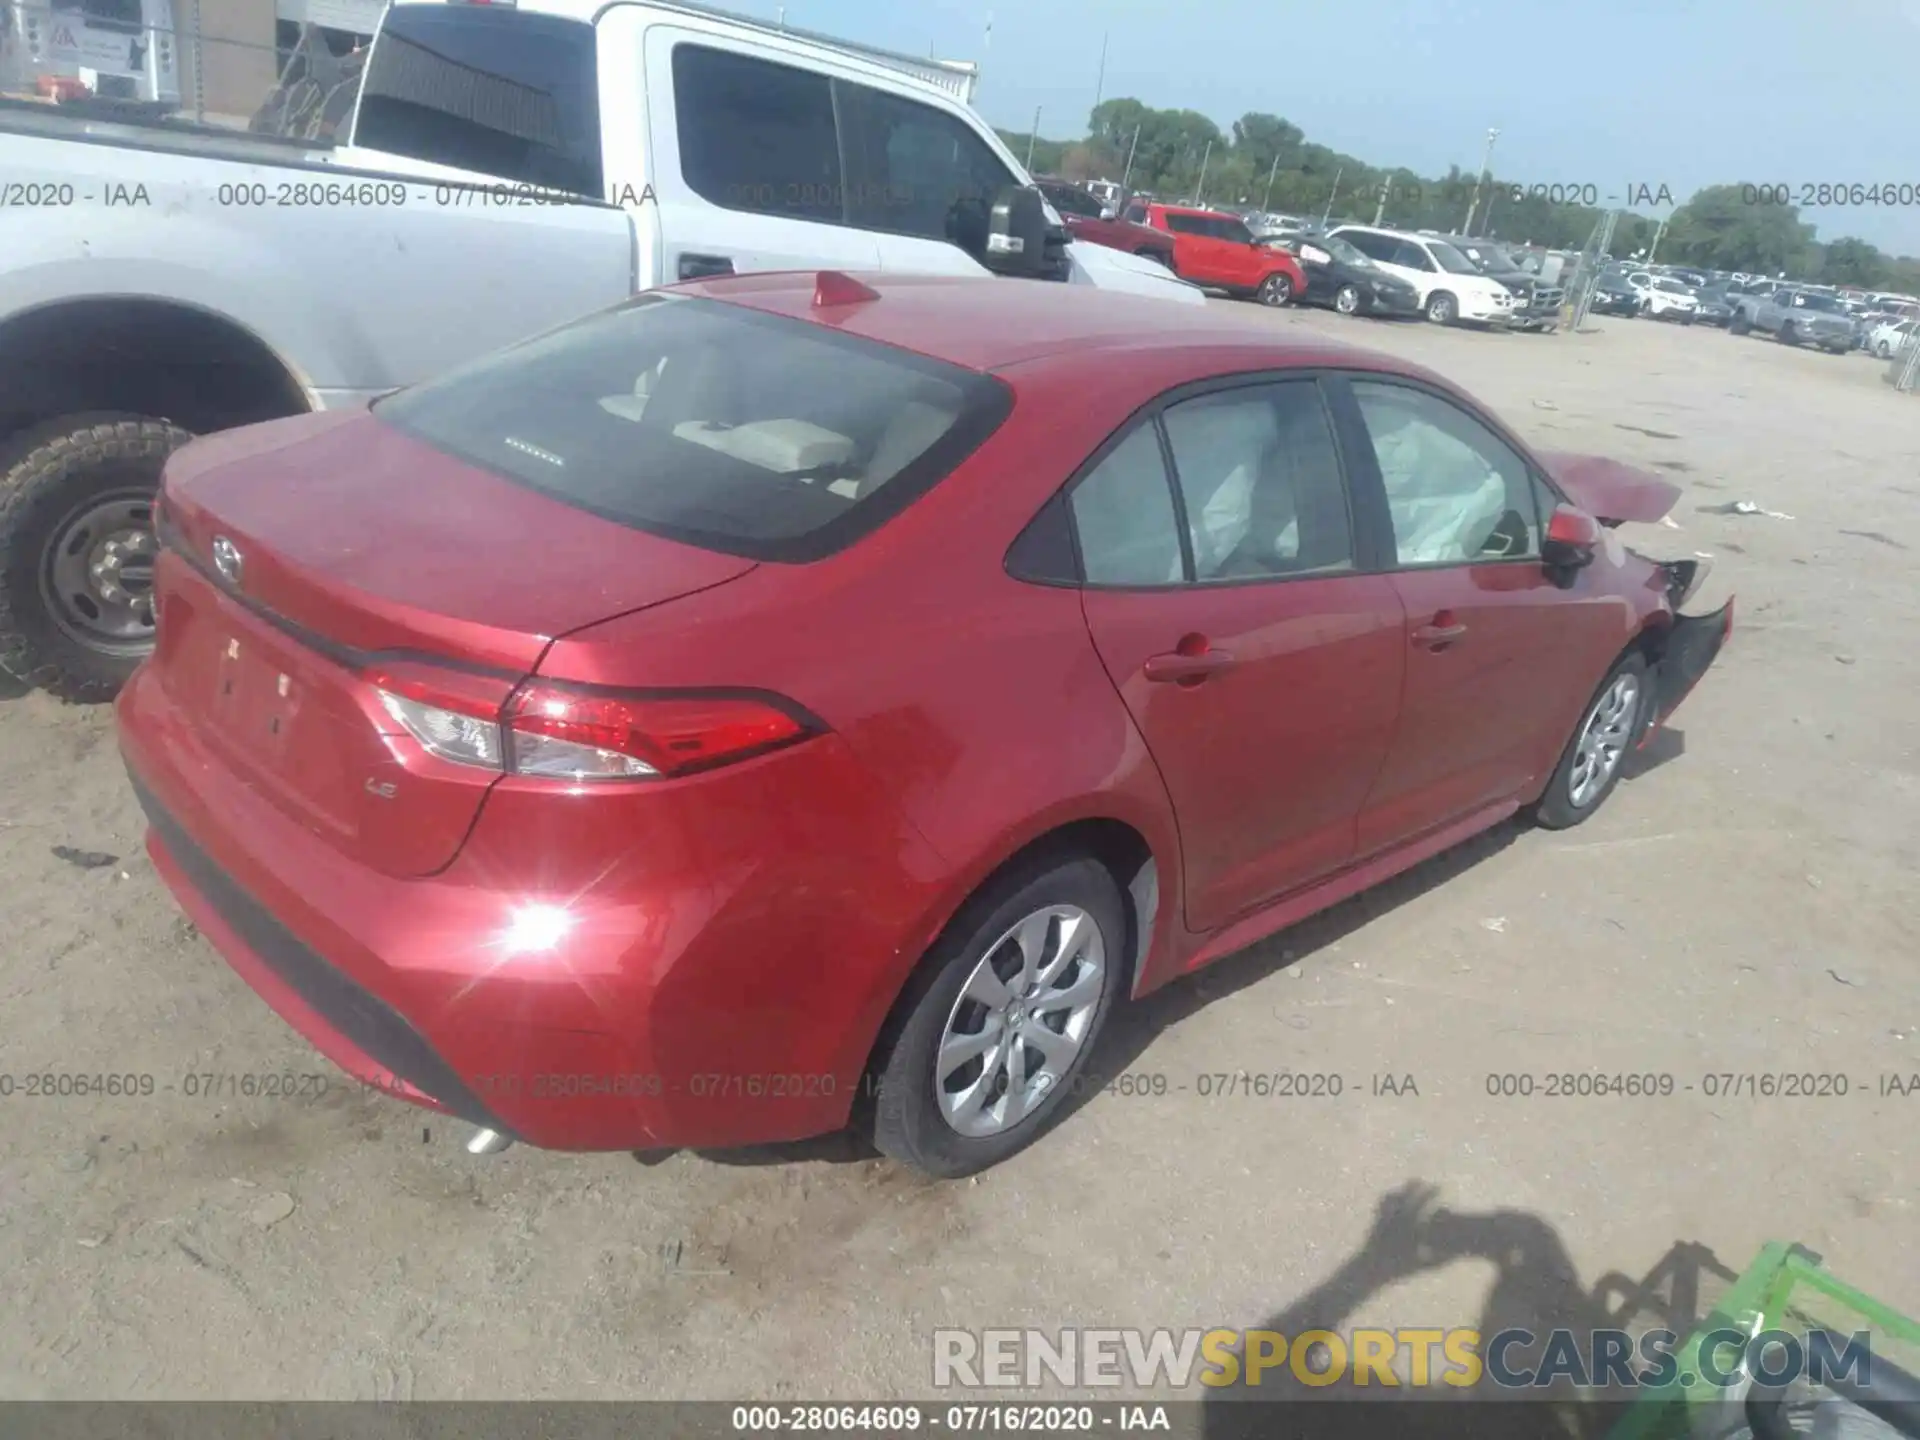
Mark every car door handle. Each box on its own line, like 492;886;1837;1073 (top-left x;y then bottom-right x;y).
1412;621;1468;648
678;253;735;280
1144;650;1237;684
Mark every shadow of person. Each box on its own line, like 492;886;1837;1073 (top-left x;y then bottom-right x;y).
1200;1180;1740;1440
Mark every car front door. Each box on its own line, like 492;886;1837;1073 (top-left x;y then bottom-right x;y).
1335;376;1623;857
1072;379;1407;933
1212;217;1265;288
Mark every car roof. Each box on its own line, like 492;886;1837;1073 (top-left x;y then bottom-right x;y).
675;270;1429;377
1153;203;1239;220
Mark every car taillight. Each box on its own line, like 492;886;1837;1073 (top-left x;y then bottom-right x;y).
505;684;810;780
370;663;512;770
366;665;812;781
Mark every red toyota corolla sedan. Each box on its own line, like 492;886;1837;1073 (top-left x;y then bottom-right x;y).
118;272;1732;1178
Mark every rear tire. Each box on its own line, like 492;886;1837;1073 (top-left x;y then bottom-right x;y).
1532;654;1649;830
868;854;1126;1178
1257;272;1294;306
0;412;193;703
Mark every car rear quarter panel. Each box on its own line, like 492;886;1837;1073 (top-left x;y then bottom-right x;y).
529;366;1204;1043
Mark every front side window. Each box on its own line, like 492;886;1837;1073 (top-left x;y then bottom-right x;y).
1393;241;1437;272
1042;183;1101;218
1069;427;1184;586
672;46;842;223
1351;381;1540;567
374;296;1010;562
836;82;1017;249
1215;217;1256;245
1162;384;1354;581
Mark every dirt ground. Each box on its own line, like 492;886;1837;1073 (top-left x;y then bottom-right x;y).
2;307;1916;1402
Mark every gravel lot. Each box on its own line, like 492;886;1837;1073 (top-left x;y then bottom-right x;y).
2;306;1916;1402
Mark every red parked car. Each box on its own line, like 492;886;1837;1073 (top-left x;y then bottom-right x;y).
119;272;1731;1178
1124;200;1306;306
1032;178;1176;269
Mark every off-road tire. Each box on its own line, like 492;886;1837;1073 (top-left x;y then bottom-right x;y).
0;412;193;702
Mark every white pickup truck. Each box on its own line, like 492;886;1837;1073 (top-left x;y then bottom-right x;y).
0;0;1199;701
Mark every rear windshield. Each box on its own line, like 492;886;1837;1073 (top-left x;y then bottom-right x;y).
372;296;1012;563
353;6;603;198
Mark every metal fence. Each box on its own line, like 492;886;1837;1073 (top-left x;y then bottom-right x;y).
1559;210;1618;333
1;0;355;135
1889;337;1920;394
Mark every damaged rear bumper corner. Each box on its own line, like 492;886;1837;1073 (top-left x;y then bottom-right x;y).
1640;598;1735;746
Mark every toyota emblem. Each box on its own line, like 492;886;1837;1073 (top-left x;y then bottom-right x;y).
211;535;243;586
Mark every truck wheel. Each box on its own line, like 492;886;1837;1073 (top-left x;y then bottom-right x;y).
1778;322;1799;346
1729;313;1751;335
0;413;193;703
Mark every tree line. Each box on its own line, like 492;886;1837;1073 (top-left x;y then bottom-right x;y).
998;99;1920;292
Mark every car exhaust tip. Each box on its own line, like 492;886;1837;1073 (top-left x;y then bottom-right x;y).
465;1127;514;1155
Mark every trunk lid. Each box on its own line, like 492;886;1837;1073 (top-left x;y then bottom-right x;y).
153;411;757;876
1537;450;1682;526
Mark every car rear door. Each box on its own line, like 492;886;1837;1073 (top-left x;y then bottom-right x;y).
1072;377;1407;933
1161;212;1217;282
1332;376;1624;857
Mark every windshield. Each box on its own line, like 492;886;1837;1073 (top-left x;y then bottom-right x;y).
1791;293;1842;312
1428;241;1481;275
1654;278;1689;293
374;296;1011;563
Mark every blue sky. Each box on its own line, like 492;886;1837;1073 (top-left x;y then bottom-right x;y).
774;0;1920;257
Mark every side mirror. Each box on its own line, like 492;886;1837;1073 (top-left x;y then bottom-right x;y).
1099;206;1118;220
985;185;1051;278
1541;504;1601;570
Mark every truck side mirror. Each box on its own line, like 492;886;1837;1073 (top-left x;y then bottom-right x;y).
985;185;1050;278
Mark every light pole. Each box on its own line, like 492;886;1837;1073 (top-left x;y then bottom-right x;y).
1262;152;1281;212
1092;31;1107;111
1321;166;1342;225
1192;138;1212;206
1461;126;1499;234
1647;214;1668;265
1120;123;1141;192
1373;174;1390;225
1025;106;1040;172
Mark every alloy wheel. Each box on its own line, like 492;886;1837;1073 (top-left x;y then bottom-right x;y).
934;905;1106;1138
1567;673;1641;809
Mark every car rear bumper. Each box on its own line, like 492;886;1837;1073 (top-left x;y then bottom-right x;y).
1643;599;1734;742
117;660;948;1152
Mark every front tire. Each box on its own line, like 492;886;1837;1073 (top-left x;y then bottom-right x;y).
1334;284;1362;316
1532;654;1649;830
1778;322;1799;346
0;412;193;702
1730;313;1751;335
1257;272;1294;306
1425;291;1458;325
869;854;1126;1178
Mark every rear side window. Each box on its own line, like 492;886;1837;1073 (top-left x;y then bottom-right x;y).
373;296;1012;563
354;6;602;197
1069;428;1184;586
672;45;842;223
1163;212;1206;235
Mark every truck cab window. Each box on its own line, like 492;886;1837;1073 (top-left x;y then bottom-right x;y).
353;6;602;198
835;82;1018;254
672;45;843;224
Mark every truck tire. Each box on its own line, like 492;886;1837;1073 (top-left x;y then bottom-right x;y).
1729;313;1751;336
0;413;193;702
1778;321;1799;346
